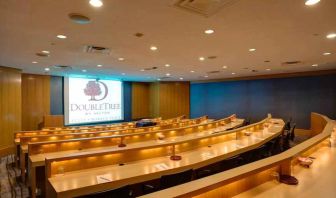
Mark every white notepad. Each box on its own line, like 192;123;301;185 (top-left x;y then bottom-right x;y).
96;174;112;184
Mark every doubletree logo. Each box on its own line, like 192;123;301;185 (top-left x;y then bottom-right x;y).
84;80;108;101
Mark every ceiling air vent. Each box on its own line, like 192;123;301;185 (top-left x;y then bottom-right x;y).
144;67;158;71
83;45;111;55
207;70;220;74
282;61;302;65
174;0;239;17
53;65;73;71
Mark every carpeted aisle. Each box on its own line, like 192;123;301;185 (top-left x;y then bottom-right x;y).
0;155;29;198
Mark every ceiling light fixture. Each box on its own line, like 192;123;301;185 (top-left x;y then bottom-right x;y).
56;35;67;39
249;48;256;52
326;33;336;39
323;52;331;56
97;64;102;67
42;50;50;54
232;72;236;75
222;66;228;69
166;73;171;76
118;57;125;61
89;0;103;7
204;29;214;34
190;70;195;73
179;77;184;80
204;75;208;78
312;64;319;67
140;69;145;72
165;64;170;67
82;69;87;72
44;68;50;71
157;78;161;81
150;46;158;51
305;0;320;6
32;61;38;64
199;57;205;61
266;68;271;71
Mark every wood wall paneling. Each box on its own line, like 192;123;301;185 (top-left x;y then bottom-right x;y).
0;66;21;156
131;82;150;120
149;82;190;119
22;74;50;130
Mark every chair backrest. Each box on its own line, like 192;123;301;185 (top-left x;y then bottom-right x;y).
221;155;242;171
160;169;193;189
76;185;132;198
290;123;296;141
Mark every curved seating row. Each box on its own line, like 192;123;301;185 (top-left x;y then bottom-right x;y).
45;117;281;198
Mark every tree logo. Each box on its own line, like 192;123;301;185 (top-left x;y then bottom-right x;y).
84;80;108;101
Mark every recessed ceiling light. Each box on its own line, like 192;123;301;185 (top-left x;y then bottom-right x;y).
122;73;126;75
323;52;331;56
249;48;256;52
118;57;125;61
232;72;236;75
32;61;38;64
82;69;87;72
222;66;228;69
89;0;103;7
266;68;271;71
166;73;171;76
157;78;161;81
326;33;336;39
150;46;158;51
312;64;319;67
204;29;214;34
97;64;102;67
190;70;195;73
305;0;320;6
56;35;67;39
165;64;170;67
42;50;50;54
204;75;208;78
199;57;205;61
44;68;50;71
140;69;145;72
179;77;184;80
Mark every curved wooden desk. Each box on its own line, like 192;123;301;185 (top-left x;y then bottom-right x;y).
19;116;207;183
140;113;336;198
45;118;283;198
28;116;239;198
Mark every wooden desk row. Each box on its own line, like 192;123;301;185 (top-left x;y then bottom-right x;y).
27;115;239;197
20;116;209;183
140;113;336;198
15;116;188;140
45;118;282;198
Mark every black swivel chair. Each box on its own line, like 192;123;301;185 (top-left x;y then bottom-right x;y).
220;155;243;171
142;169;193;194
76;185;132;198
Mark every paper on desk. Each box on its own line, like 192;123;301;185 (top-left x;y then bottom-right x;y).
96;174;112;184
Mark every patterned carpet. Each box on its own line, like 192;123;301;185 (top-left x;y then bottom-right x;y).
0;155;29;198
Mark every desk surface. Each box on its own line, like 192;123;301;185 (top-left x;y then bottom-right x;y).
48;119;283;197
29;119;243;167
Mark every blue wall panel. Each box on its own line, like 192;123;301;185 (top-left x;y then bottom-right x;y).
190;75;336;129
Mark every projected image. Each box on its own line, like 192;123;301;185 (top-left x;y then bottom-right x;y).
64;77;123;125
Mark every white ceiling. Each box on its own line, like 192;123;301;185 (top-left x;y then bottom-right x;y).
0;0;336;82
